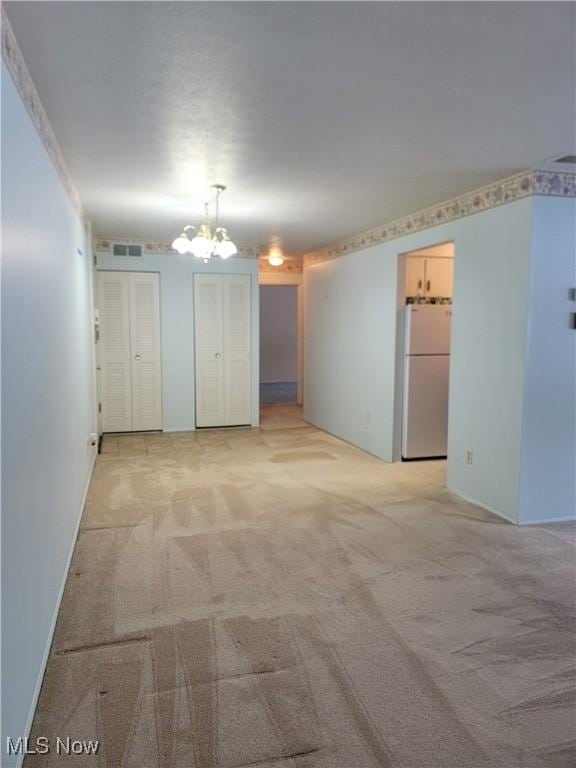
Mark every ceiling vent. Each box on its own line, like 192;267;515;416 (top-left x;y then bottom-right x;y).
552;154;576;165
112;243;142;257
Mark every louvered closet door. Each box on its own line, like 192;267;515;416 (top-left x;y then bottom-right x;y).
98;271;162;432
194;275;226;427
129;272;162;431
223;275;251;425
98;272;132;432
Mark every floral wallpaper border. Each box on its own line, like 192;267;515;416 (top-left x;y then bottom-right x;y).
2;8;86;223
304;170;576;267
259;255;303;274
95;238;260;260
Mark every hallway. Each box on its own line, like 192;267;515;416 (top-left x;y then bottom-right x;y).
26;411;575;767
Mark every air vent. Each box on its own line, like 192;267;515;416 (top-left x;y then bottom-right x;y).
112;243;142;257
553;154;576;165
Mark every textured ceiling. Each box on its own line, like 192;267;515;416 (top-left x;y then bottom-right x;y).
5;1;575;254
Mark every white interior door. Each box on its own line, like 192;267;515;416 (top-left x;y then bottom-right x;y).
129;272;162;431
194;275;226;427
194;274;251;428
224;275;251;425
98;271;162;432
99;272;132;432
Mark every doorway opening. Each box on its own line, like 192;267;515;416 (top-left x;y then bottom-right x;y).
394;242;455;461
259;284;300;405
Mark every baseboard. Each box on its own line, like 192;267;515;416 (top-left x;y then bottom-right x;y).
447;485;517;525
15;449;97;768
518;514;576;526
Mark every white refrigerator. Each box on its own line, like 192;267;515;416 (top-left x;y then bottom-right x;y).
402;305;452;459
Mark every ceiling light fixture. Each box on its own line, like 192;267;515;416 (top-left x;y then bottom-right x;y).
267;241;285;267
171;184;237;261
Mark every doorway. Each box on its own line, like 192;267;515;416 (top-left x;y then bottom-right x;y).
395;242;455;460
259;285;300;405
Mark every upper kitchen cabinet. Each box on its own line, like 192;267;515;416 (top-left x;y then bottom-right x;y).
405;256;453;299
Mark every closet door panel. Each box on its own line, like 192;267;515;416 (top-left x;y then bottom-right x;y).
223;275;251;426
194;275;225;427
98;272;132;432
129;273;162;431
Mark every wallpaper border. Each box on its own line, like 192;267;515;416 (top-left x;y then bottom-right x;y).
94;238;260;260
304;170;576;267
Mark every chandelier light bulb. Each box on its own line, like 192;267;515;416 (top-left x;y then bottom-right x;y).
190;235;212;260
171;234;190;254
172;185;237;261
216;239;237;260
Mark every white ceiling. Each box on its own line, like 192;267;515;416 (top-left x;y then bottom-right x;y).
5;2;575;254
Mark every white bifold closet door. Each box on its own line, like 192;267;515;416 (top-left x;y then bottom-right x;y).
194;274;251;428
98;271;162;432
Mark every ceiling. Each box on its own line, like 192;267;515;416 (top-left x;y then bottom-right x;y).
5;2;575;255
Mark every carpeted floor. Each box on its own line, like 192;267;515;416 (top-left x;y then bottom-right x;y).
260;382;298;405
26;407;576;767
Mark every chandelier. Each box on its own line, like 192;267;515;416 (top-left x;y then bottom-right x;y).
171;184;237;260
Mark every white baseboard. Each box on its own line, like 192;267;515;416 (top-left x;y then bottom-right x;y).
16;450;97;768
518;514;576;526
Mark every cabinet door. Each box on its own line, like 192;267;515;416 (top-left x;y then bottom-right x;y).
424;258;453;298
194;275;226;427
98;272;132;432
405;257;425;297
223;275;252;426
129;273;162;431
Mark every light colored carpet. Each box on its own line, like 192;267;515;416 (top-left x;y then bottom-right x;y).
260;382;298;405
26;408;576;767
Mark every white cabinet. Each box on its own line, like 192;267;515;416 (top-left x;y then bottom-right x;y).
425;258;453;297
405;257;453;298
194;274;252;428
98;271;162;432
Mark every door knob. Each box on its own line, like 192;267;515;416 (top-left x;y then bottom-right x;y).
214;352;222;359
134;354;142;361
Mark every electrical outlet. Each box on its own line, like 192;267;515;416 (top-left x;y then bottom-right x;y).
466;449;474;465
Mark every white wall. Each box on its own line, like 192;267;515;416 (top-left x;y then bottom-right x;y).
260;285;298;382
519;196;576;523
305;197;536;523
1;62;97;766
96;253;260;430
304;248;398;459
